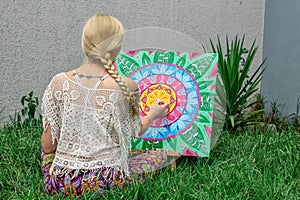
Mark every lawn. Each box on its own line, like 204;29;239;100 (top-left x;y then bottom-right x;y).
0;124;299;200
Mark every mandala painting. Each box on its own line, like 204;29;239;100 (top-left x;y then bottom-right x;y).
115;51;218;157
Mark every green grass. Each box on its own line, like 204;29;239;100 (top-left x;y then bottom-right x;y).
0;124;299;200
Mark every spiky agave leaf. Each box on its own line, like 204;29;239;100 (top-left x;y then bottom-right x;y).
209;35;266;131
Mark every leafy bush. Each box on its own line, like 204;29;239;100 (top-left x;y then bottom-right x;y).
8;91;42;128
259;96;300;132
209;35;266;132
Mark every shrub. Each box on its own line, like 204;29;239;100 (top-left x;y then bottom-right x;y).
209;35;266;132
8;91;42;128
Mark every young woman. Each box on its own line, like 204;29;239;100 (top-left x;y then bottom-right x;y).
41;14;169;197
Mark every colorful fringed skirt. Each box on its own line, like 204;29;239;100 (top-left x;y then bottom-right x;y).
41;149;167;197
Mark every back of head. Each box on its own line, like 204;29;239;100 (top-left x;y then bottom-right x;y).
81;14;138;116
81;14;124;60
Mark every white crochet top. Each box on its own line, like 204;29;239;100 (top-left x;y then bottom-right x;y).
41;71;141;177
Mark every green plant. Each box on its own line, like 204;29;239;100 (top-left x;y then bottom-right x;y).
263;97;300;132
266;99;282;124
287;96;300;132
8;91;42;127
250;94;265;122
1;124;299;199
209;35;266;131
264;99;289;131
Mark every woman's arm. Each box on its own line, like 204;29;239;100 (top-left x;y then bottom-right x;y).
41;123;57;154
139;115;152;136
124;77;169;137
138;101;169;136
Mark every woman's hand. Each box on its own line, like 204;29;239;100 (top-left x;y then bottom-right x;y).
139;101;169;136
148;101;169;121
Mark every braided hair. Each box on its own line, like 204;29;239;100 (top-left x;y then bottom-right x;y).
100;53;139;115
81;14;138;116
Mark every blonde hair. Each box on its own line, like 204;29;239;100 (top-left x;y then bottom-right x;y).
81;14;138;115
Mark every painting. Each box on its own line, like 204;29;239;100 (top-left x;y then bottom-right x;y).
115;51;218;157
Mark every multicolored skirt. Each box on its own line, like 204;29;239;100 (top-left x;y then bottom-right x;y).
41;149;167;197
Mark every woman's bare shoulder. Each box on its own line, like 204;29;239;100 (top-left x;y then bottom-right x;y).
123;77;139;92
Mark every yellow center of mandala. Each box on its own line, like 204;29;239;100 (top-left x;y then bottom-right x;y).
140;84;177;115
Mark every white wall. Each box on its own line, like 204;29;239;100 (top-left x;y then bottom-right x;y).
262;0;300;117
0;0;265;124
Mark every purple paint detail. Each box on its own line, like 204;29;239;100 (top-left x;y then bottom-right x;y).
208;63;218;78
209;83;216;90
188;52;202;60
205;126;212;140
182;148;199;156
126;50;139;57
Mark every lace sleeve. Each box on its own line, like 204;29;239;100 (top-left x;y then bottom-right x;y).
111;90;142;177
130;91;142;138
41;80;61;144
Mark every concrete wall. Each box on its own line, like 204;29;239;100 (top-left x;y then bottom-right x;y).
0;0;265;124
262;0;300;117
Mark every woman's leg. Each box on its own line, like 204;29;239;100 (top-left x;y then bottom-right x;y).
41;149;57;195
128;148;168;182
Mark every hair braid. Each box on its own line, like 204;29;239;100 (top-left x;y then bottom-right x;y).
81;14;138;116
101;53;139;116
